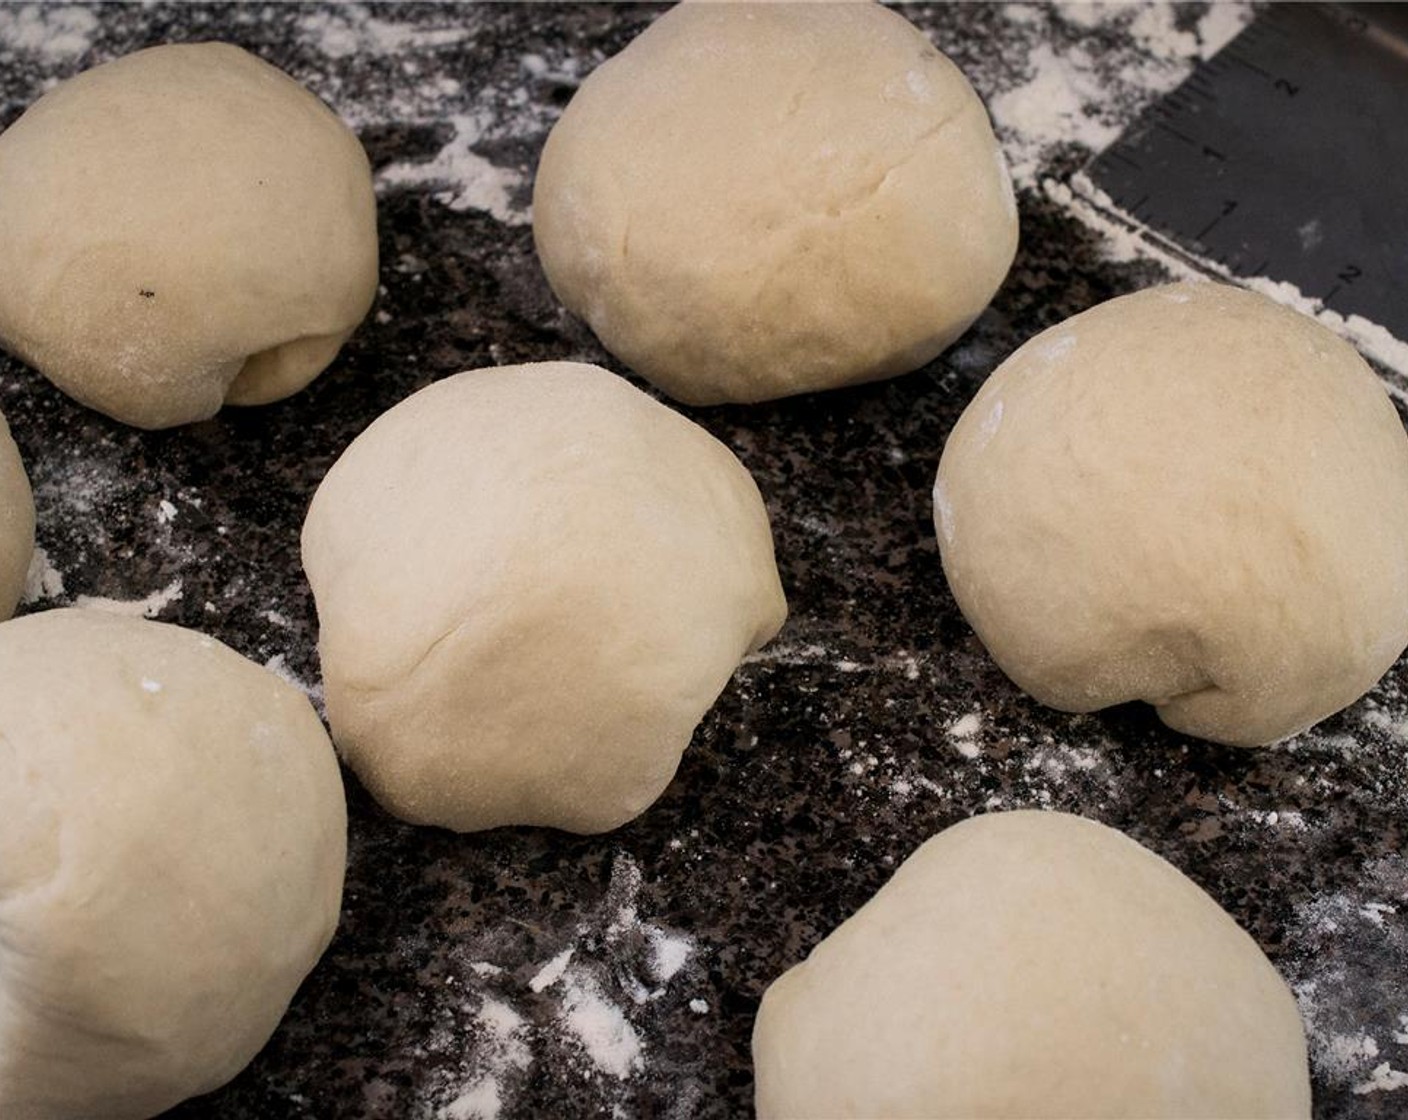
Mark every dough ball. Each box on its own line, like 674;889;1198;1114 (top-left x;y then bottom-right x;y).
532;1;1017;405
753;810;1310;1119
935;282;1408;745
302;361;787;833
0;43;378;429
0;609;347;1120
0;410;34;620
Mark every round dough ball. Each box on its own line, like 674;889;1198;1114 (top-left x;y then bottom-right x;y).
935;282;1408;746
302;361;787;833
753;810;1310;1119
0;609;346;1120
532;1;1017;405
0;43;378;429
0;409;34;620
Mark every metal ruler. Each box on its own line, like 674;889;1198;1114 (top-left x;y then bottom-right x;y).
1082;3;1408;343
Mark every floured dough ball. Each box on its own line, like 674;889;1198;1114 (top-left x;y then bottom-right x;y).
303;361;787;833
0;609;347;1120
0;43;377;429
754;810;1310;1119
936;282;1408;745
532;1;1017;405
0;409;34;620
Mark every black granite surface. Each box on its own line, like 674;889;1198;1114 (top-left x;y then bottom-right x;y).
0;4;1404;1118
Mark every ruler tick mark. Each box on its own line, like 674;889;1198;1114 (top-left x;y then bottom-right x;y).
1154;121;1197;146
1228;53;1273;79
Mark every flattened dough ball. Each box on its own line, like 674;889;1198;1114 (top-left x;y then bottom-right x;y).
753;810;1310;1119
0;609;346;1120
302;361;787;833
532;1;1017;405
0;43;378;429
935;282;1408;745
0;410;33;620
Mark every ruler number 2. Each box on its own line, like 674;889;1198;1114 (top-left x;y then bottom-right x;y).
1326;265;1363;303
1273;78;1300;97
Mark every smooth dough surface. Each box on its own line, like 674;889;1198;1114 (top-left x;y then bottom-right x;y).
0;42;378;429
935;281;1408;746
753;810;1310;1119
302;361;787;833
533;0;1017;405
0;609;347;1120
0;410;33;620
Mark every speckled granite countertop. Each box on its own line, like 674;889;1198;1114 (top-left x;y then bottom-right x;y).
1;3;1404;1117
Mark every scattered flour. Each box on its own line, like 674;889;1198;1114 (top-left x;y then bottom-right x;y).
0;4;98;60
990;42;1117;181
1355;1063;1408;1095
292;8;593;226
261;654;323;707
298;6;472;60
22;546;64;602
438;1081;500;1120
73;578;183;619
556;970;645;1080
429;855;693;1113
528;948;574;994
378;113;530;226
1240;808;1309;832
435;998;532;1120
948;712;983;759
1284;853;1408;1094
648;926;691;984
986;2;1252;185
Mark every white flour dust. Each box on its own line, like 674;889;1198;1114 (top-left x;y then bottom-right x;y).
73;578;183;619
436;999;532;1120
22;546;64;603
0;4;97;61
297;7;472;61
1283;852;1408;1097
422;854;697;1117
948;712;983;760
378;112;529;226
261;653;324;708
985;2;1252;185
295;8;595;227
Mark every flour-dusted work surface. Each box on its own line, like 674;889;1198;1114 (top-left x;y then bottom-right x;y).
0;3;1405;1117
